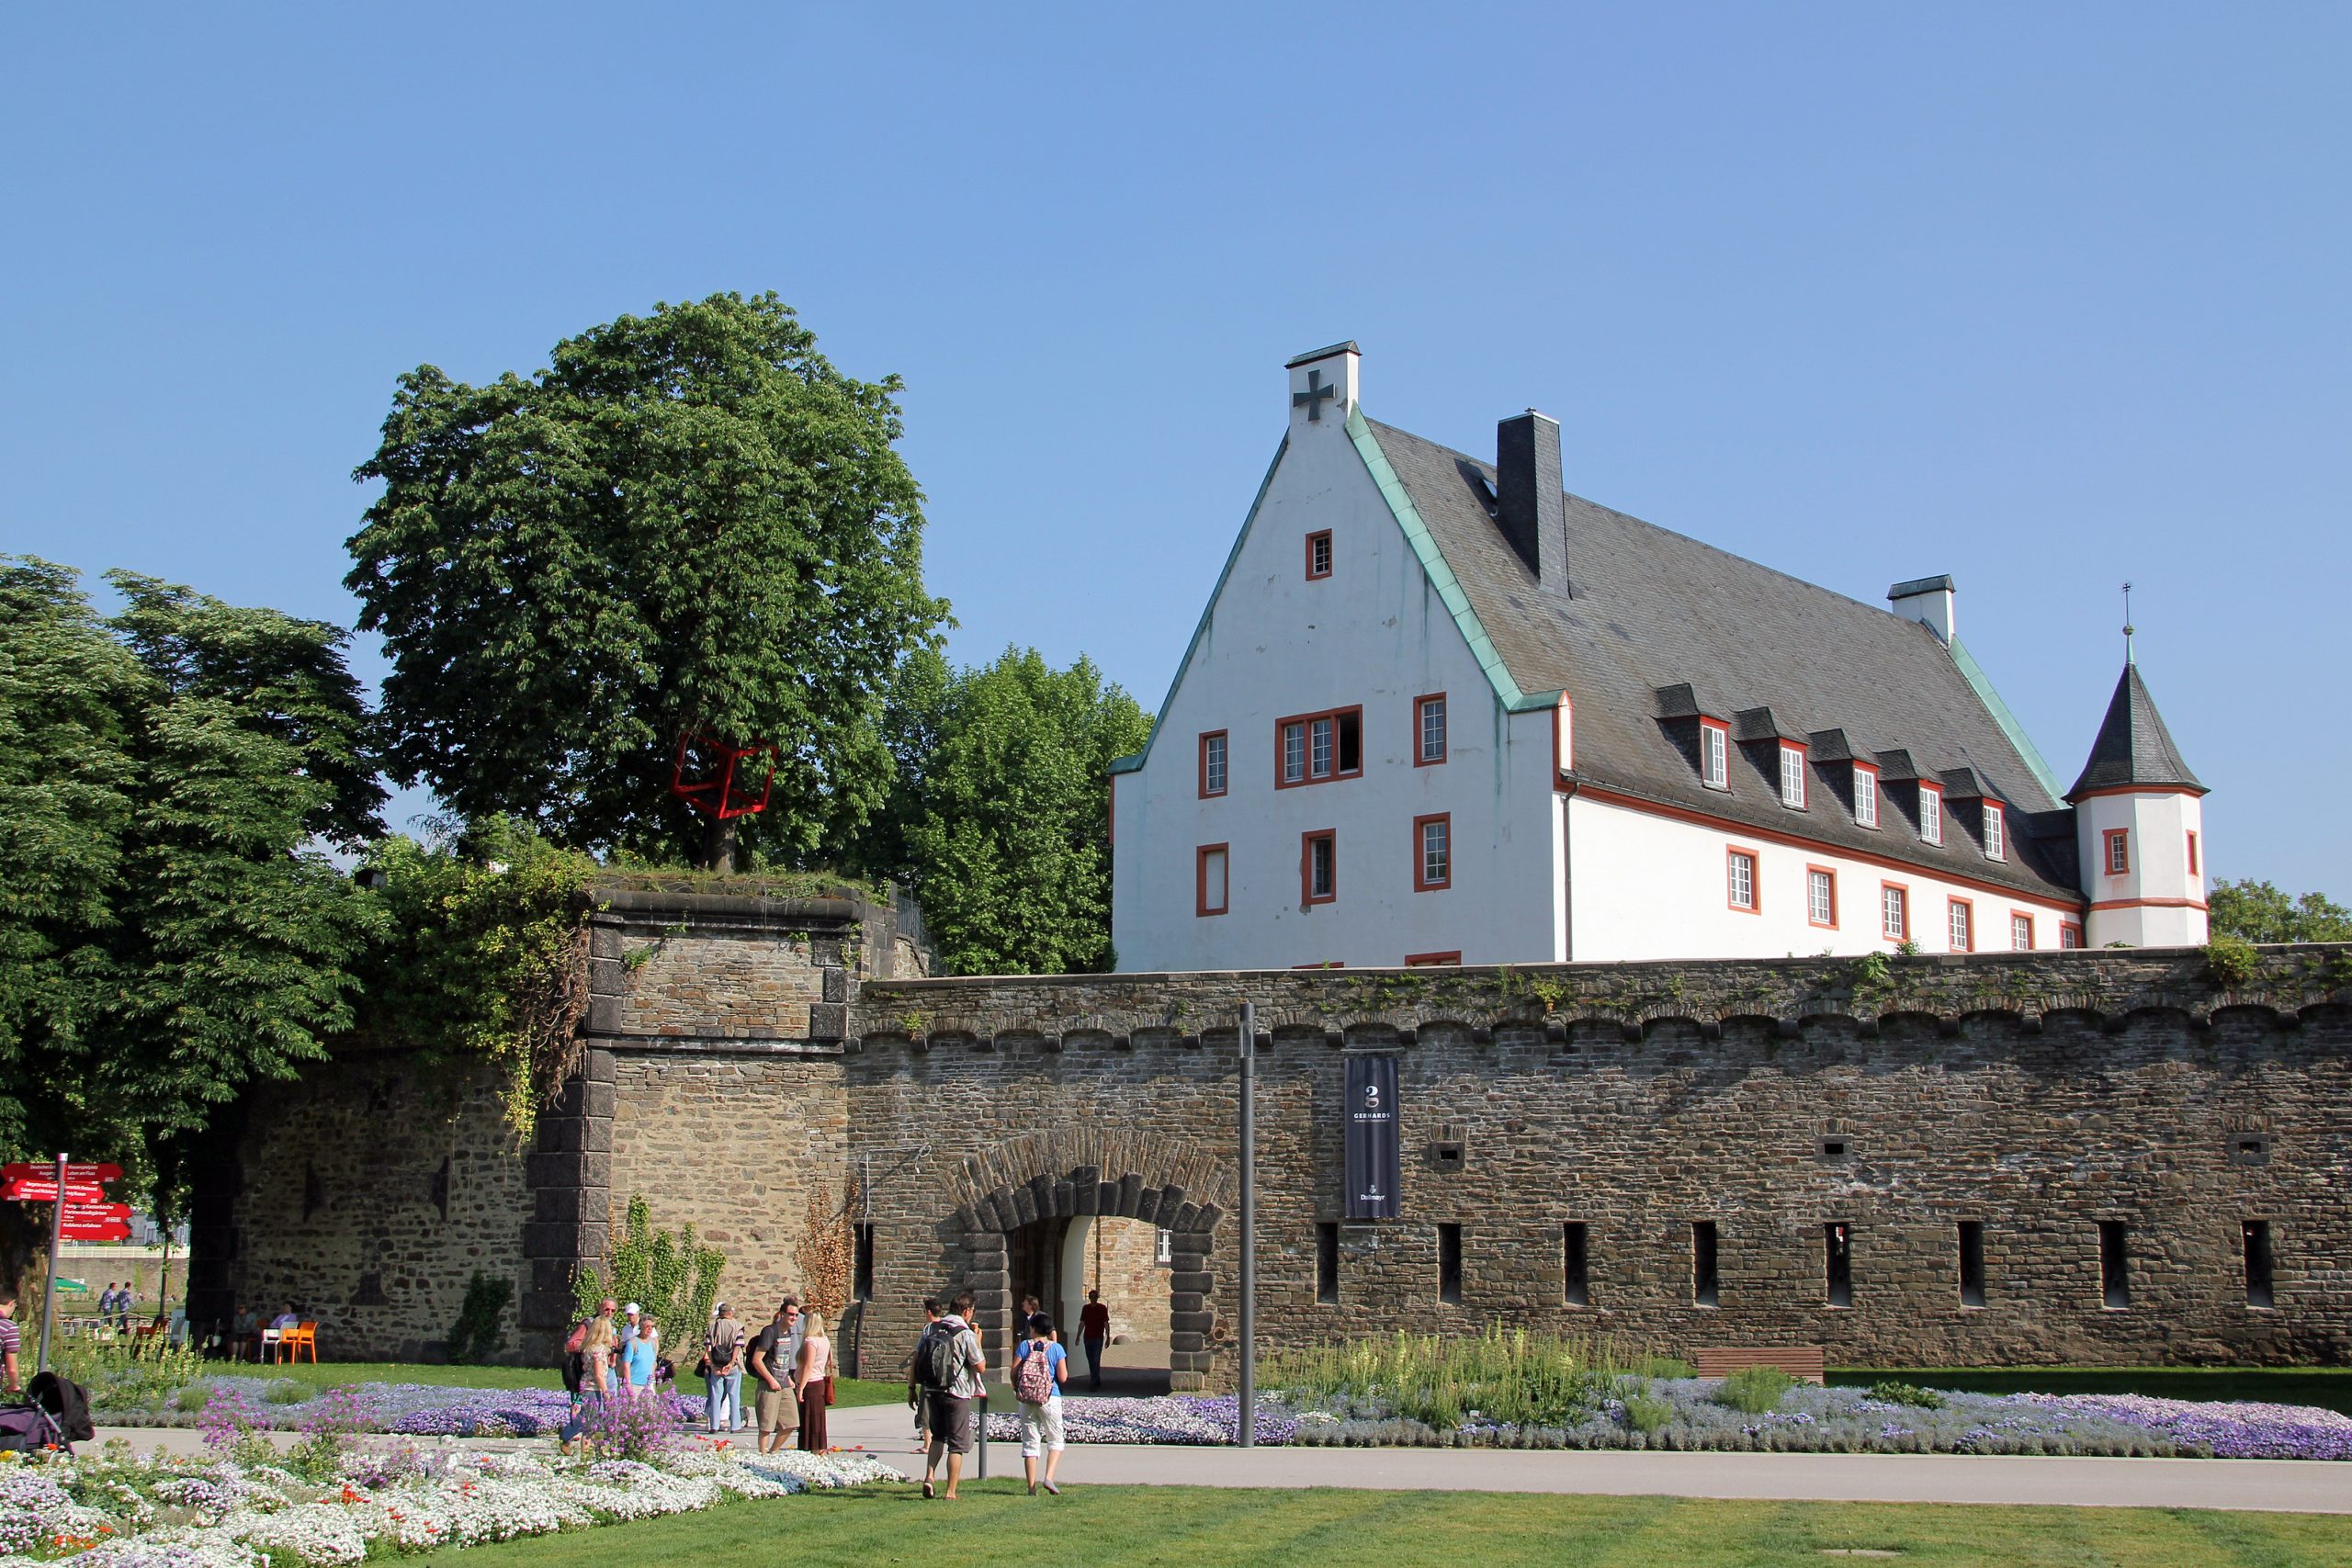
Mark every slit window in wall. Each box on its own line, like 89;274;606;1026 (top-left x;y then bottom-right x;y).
2011;912;2034;950
1198;731;1227;797
1416;694;1448;765
2105;829;2131;875
1700;719;1730;789
2244;1221;2274;1309
1726;848;1758;912
1958;1222;1986;1307
1691;1221;1720;1308
1196;845;1228;917
2098;1222;2131;1309
1317;1222;1340;1304
1564;1222;1590;1306
1919;784;1942;845
854;1224;876;1301
1302;830;1337;905
1881;883;1909;942
1853;765;1878;828
1306;530;1333;580
1948;897;1973;953
2188;830;2200;876
1438;1223;1464;1304
1780;743;1807;808
1414;814;1452;891
1825;1222;1853;1308
1984;803;2006;860
1806;866;1837;929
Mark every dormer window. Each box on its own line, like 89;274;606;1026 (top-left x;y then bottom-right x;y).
1700;719;1729;790
1778;744;1807;809
1853;765;1879;829
1983;803;2005;861
1918;784;1942;846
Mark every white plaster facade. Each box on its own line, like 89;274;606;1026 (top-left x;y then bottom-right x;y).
2077;788;2210;948
1108;346;2205;971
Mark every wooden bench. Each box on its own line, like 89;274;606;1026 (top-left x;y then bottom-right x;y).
1691;1345;1826;1385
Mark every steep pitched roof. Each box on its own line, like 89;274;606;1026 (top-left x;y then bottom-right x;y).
2067;663;2205;797
1359;417;2082;903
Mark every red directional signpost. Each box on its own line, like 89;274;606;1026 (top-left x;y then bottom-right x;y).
6;1156;128;1374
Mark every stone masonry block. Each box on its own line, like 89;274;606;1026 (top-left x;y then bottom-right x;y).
808;1002;848;1040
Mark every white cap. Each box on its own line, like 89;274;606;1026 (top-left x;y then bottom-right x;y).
624;1302;640;1315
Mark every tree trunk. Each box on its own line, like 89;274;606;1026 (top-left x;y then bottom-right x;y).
700;815;737;874
0;1203;44;1311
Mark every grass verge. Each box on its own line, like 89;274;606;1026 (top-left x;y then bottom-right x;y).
413;1483;2352;1568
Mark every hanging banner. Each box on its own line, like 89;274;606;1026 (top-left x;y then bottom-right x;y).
1342;1055;1402;1220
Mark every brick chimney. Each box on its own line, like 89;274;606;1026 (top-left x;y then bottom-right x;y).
1496;411;1567;592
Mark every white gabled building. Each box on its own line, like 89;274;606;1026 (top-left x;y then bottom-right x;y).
1107;343;2209;970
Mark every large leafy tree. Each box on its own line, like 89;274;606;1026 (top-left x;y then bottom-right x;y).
2208;878;2352;945
347;292;947;870
862;647;1148;975
0;558;383;1293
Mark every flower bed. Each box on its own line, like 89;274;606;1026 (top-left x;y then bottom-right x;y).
986;1382;2352;1461
118;1380;702;1440
0;1438;898;1568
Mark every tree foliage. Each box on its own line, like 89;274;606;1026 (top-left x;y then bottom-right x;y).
861;647;1149;975
2207;878;2352;945
347;291;947;869
0;558;384;1289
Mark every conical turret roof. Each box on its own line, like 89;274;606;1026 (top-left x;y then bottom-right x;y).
2068;663;2203;798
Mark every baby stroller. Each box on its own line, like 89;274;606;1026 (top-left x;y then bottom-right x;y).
0;1372;94;1454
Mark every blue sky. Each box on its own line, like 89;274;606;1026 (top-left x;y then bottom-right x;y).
6;5;2345;892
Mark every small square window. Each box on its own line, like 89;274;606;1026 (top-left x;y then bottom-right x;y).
1199;731;1227;797
1416;694;1448;765
1306;530;1333;580
1853;767;1878;829
1727;849;1758;912
1700;721;1729;789
1919;785;1942;845
1984;803;2005;861
1779;744;1807;808
1414;814;1452;891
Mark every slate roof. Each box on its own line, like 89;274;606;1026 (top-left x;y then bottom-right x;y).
1363;418;2084;903
2067;663;2205;797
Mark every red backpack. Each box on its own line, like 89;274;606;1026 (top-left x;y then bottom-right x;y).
1012;1339;1056;1404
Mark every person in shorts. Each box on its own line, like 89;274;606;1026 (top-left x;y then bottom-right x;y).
1013;1311;1069;1495
748;1297;801;1453
917;1292;987;1500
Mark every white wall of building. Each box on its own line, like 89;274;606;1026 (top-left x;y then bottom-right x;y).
1110;378;1562;971
2078;790;2209;947
1566;793;2085;961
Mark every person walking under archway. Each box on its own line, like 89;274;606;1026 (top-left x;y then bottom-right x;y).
1080;1290;1111;1391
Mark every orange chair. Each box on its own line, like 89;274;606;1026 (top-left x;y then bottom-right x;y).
284;1321;319;1363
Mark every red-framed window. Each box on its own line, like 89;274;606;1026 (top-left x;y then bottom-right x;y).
1195;844;1229;917
2186;830;2199;876
1918;783;1943;845
1305;530;1333;581
1554;692;1574;774
1414;693;1448;766
1275;706;1363;787
1404;951;1461;967
1852;764;1879;829
1948;897;1973;953
2060;921;2084;949
1983;803;2006;861
1726;846;1759;912
1881;883;1909;942
1805;865;1838;929
2104;828;2131;875
1413;813;1452;891
2010;911;2034;950
1699;718;1730;789
1301;829;1337;905
1779;742;1808;809
1198;730;1227;798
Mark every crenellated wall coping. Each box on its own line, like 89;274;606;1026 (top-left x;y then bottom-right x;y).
846;943;2352;1053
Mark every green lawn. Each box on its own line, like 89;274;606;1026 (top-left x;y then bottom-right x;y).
1836;1365;2352;1416
218;1361;905;1407
415;1485;2352;1568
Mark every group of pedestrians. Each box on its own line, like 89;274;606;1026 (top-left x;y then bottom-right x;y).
700;1297;835;1450
905;1291;1074;1499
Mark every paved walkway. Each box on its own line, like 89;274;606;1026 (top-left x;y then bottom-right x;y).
821;1403;2352;1514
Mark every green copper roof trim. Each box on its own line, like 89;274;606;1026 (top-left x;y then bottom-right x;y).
1347;410;1555;714
1949;634;2064;802
1107;435;1292;777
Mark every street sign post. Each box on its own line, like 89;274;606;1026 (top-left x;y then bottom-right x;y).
5;1156;124;1374
37;1156;65;1377
2;1179;107;1203
2;1162;121;1184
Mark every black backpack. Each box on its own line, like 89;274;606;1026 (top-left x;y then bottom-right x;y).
917;1323;961;1391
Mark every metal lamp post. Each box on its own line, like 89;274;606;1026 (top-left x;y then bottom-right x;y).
1237;1001;1256;1449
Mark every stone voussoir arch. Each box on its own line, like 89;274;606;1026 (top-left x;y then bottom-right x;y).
947;1128;1233;1389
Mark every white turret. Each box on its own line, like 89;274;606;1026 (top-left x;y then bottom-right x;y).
2068;659;2208;947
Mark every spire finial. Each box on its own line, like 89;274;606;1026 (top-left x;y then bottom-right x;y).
2121;581;2135;665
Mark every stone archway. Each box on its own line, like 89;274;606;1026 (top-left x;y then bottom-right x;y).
945;1130;1230;1390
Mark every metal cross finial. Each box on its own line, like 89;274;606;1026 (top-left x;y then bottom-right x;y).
1292;367;1338;423
2121;581;2135;664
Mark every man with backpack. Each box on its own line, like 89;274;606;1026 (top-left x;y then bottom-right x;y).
1013;1311;1069;1495
910;1293;985;1500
